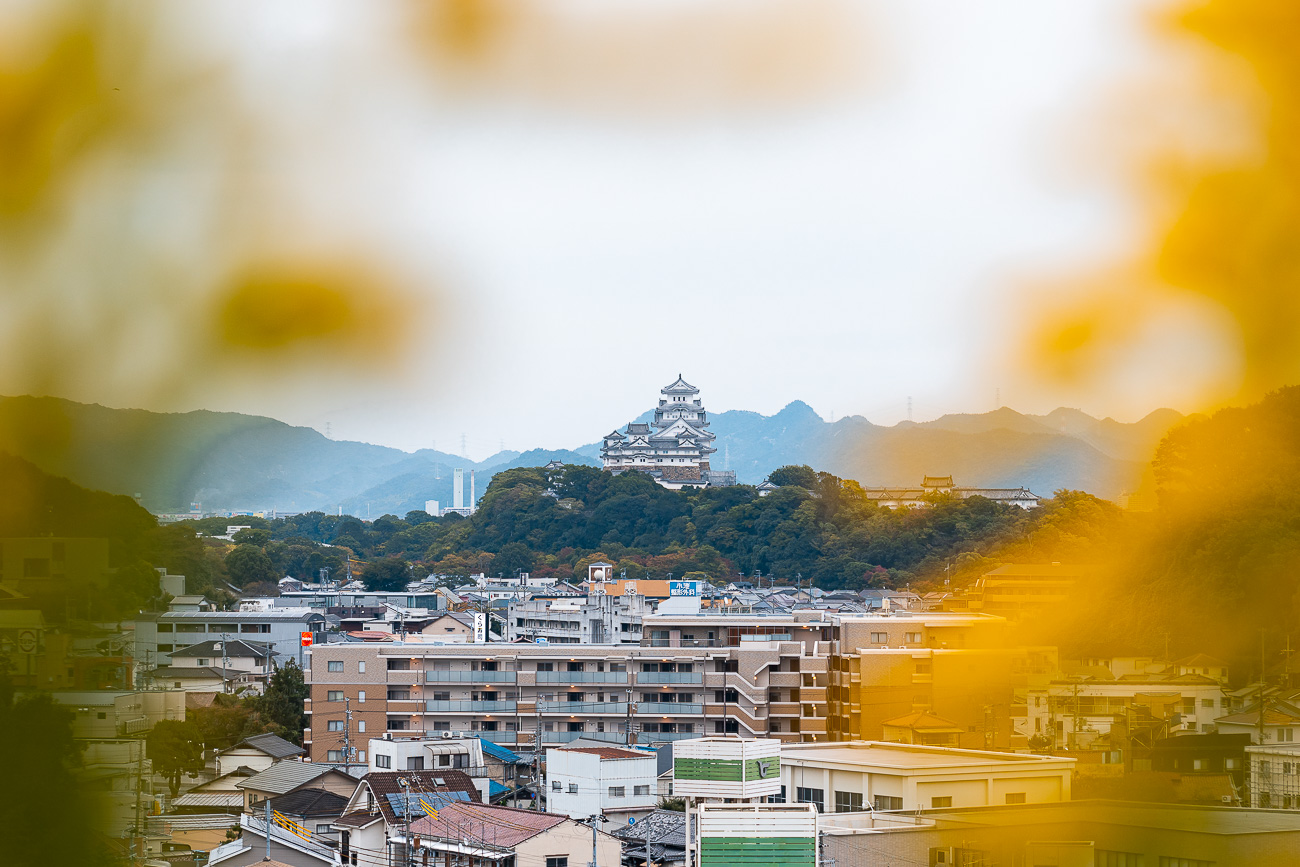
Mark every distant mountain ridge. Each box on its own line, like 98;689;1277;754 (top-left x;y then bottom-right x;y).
0;395;1182;515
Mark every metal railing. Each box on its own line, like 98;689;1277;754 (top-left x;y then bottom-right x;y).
638;702;703;714
425;670;518;683
537;701;628;714
536;671;629;684
424;700;516;713
636;671;703;684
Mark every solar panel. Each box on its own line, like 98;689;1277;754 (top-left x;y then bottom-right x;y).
385;790;470;817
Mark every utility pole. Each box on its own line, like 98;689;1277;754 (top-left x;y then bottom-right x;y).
400;777;413;867
265;799;272;860
626;690;636;746
1260;629;1269;744
344;696;353;774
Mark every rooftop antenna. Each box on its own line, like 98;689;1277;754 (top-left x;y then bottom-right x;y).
995;387;1001;409
460;433;468;459
907;396;913;421
325;421;331;439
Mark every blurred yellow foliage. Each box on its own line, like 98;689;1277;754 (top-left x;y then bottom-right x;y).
0;5;142;226
216;263;411;358
1021;0;1300;414
410;0;864;113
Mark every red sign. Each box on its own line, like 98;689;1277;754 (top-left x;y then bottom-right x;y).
300;632;313;647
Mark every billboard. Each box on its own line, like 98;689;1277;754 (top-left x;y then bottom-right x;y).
669;581;699;597
472;612;487;643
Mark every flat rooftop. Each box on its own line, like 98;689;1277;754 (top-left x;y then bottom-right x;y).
780;742;1072;770
931;800;1300;835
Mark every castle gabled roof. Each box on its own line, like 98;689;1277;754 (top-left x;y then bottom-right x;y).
661;374;699;394
625;423;652;435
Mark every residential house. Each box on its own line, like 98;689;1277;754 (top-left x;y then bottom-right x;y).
267;787;350;843
546;745;658;822
616;809;691;867
332;769;480;864
235;762;357;814
1215;702;1300;745
405;801;621;867
881;711;965;747
216;733;305;776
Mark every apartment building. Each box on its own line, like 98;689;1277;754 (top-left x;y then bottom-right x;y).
134;609;329;670
507;592;649;644
826;612;1044;750
304;611;841;762
1023;673;1227;749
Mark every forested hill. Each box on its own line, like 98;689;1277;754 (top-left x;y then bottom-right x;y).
0;394;1180;514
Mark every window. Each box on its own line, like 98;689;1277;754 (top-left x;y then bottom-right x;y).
315;824;333;834
408;757;424;770
1281;728;1295;743
931;796;952;808
546;859;568;867
552;781;561;791
358;691;365;702
1201;698;1214;708
872;795;902;811
870;632;888;644
327;690;344;702
387;718;409;731
388;689;411;700
358;661;366;673
904;632;922;643
158;624;173;633
609;786;625;798
157;644;173;653
358;721;366;732
536;663;554;672
568;784;578;794
796;787;825;812
197;658;209;666
1158;859;1213;867
634;785;650;796
97;712;107;720
387;659;411;671
327;750;343;762
834;791;862;812
1005;792;1026;804
1094;852;1144;867
327;720;345;732
328;661;344;672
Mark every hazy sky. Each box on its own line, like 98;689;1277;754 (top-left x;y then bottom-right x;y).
13;0;1238;459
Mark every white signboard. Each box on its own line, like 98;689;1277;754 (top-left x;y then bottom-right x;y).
472;612;487;643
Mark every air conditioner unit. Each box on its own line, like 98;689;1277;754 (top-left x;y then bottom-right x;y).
452;732;463;738
440;731;454;739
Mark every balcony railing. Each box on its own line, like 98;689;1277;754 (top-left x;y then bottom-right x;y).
537;701;628;714
636;672;703;684
536;671;629;684
426;670;518;683
424;700;517;713
638;702;703;715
